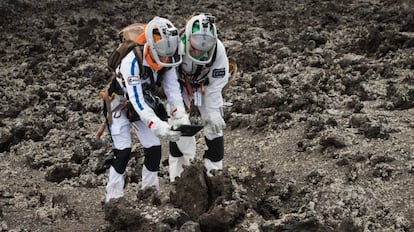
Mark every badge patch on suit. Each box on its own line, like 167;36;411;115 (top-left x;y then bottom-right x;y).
127;76;141;85
212;68;225;78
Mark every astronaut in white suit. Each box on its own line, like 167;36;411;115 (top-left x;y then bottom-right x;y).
104;16;189;203
169;13;230;181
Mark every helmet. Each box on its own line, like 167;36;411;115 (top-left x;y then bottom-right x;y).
183;13;218;65
145;16;182;67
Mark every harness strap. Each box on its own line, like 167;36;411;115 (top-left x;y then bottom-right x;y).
133;45;167;86
132;46;145;78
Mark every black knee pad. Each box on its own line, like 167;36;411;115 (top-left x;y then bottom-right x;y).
169;141;184;158
144;146;162;172
203;136;224;162
111;148;131;174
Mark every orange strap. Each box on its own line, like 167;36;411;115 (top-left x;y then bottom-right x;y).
144;44;168;71
135;32;146;45
144;45;163;71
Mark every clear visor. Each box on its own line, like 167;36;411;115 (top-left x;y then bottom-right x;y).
154;36;179;57
190;33;216;51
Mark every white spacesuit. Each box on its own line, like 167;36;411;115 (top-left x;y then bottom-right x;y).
104;16;189;203
169;13;230;181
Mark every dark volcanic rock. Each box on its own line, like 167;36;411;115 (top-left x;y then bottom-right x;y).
1;0;413;231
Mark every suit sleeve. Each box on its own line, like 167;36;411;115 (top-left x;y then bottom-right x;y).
203;40;230;109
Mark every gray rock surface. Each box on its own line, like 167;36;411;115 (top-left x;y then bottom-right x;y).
0;0;413;231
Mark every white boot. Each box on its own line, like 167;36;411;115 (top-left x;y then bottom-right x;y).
141;165;159;191
169;155;185;182
204;159;223;177
177;136;196;159
169;154;195;182
169;136;196;182
105;166;125;203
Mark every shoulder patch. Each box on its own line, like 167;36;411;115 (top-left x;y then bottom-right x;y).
127;75;141;85
212;68;226;78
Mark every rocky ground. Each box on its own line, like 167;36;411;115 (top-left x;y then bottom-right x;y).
1;0;413;231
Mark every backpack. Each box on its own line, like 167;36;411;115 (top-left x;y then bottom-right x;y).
107;22;171;85
107;23;146;72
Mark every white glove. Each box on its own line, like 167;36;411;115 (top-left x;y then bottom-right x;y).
203;109;226;134
170;114;190;129
150;119;182;142
168;100;190;129
139;108;181;142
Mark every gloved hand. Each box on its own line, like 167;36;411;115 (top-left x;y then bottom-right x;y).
170;114;190;129
150;120;182;142
139;107;181;142
168;100;190;129
203;109;226;134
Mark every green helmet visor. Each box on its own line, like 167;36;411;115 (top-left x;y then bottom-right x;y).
184;13;218;65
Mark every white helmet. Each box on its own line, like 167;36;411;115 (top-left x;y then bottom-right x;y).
183;13;218;65
145;16;182;67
